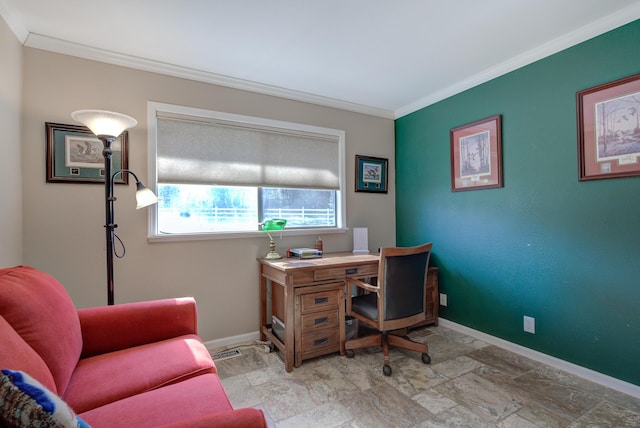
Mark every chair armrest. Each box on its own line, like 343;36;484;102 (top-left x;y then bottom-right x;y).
78;297;199;358
346;277;379;293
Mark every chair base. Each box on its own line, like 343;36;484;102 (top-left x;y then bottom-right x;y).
345;330;430;376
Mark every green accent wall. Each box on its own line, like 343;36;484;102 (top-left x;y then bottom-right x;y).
396;20;640;386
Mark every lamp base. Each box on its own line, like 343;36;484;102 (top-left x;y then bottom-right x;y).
265;251;283;260
265;237;282;259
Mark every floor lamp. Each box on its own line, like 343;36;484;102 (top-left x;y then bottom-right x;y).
71;110;159;305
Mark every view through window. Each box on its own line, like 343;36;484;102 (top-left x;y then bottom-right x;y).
148;102;345;237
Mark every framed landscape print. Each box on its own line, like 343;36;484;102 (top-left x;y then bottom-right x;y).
450;114;503;192
355;155;388;193
46;122;129;184
577;73;640;181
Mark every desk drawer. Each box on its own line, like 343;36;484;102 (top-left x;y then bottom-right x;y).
301;310;339;332
301;329;340;356
313;263;378;281
300;290;340;313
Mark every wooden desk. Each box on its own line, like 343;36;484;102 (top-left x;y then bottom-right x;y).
258;252;439;372
258;252;379;372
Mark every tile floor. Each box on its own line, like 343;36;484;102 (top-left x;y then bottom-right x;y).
212;325;640;427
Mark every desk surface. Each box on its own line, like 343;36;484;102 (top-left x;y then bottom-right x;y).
258;252;380;272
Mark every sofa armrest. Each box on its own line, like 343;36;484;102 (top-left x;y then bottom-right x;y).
157;408;268;428
78;297;199;358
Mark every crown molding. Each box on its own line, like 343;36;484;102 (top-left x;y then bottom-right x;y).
0;0;28;42
395;4;640;119
23;33;395;120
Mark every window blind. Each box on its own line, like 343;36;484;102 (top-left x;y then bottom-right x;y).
156;115;340;190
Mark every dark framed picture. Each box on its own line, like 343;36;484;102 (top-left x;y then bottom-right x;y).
355;155;388;193
577;73;640;181
450;114;503;192
46;122;129;184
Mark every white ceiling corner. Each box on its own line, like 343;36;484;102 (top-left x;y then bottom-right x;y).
3;1;640;119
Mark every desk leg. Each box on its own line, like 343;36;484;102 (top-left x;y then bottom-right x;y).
284;277;295;372
259;273;267;342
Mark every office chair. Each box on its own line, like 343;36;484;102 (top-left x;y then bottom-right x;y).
344;242;432;376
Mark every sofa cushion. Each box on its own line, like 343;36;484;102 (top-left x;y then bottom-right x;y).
0;369;90;428
0;315;57;393
63;335;216;413
79;374;255;428
0;266;82;394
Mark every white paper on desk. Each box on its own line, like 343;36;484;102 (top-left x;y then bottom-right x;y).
352;227;369;254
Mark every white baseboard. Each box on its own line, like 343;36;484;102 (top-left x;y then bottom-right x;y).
438;318;640;399
204;331;261;351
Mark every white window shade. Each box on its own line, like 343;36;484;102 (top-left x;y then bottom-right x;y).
157;116;340;190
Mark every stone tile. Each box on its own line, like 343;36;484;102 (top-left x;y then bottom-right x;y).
220;374;262;408
428;326;491;350
207;333;640;427
417;405;496;428
534;365;640;414
498;413;540;428
386;356;449;397
510;370;602;420
468;345;541;378
432;355;485;379
277;402;353;428
343;383;434;428
214;346;268;378
513;402;574;428
245;365;282;386
298;364;361;404
568;401;640;427
434;372;524;422
412;388;458;414
422;334;477;363
253;376;317;422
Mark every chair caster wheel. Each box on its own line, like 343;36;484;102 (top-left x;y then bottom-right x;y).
383;365;392;376
422;353;431;364
346;349;355;358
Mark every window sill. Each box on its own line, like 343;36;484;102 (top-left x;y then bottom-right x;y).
147;227;349;243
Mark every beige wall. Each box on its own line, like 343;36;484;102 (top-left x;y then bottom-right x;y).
0;15;22;267
21;48;396;342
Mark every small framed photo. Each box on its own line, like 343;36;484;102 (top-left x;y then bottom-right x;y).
450;114;503;192
577;73;640;181
46;122;129;184
355;155;388;193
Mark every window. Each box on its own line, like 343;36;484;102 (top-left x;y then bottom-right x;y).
147;102;346;239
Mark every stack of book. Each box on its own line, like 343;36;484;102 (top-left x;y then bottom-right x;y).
288;248;323;259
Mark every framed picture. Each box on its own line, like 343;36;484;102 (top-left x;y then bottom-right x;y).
577;73;640;181
46;122;129;184
355;155;388;193
450;114;503;192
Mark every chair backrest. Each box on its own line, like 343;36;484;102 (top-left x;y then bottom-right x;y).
378;243;432;331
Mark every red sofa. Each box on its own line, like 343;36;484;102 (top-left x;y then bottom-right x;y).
0;266;266;427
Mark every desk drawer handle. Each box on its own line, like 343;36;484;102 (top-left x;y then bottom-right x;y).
314;337;329;346
346;268;358;275
314;297;329;304
314;317;328;325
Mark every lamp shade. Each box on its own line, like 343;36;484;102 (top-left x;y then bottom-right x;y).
71;109;138;138
262;219;287;231
135;183;160;209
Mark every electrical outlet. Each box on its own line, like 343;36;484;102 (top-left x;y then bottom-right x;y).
523;316;535;334
439;293;447;306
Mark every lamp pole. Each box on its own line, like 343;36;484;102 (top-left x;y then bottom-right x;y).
100;135;117;305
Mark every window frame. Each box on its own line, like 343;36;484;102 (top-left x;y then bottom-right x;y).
147;101;347;242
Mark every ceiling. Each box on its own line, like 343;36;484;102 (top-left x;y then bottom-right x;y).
2;0;640;118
